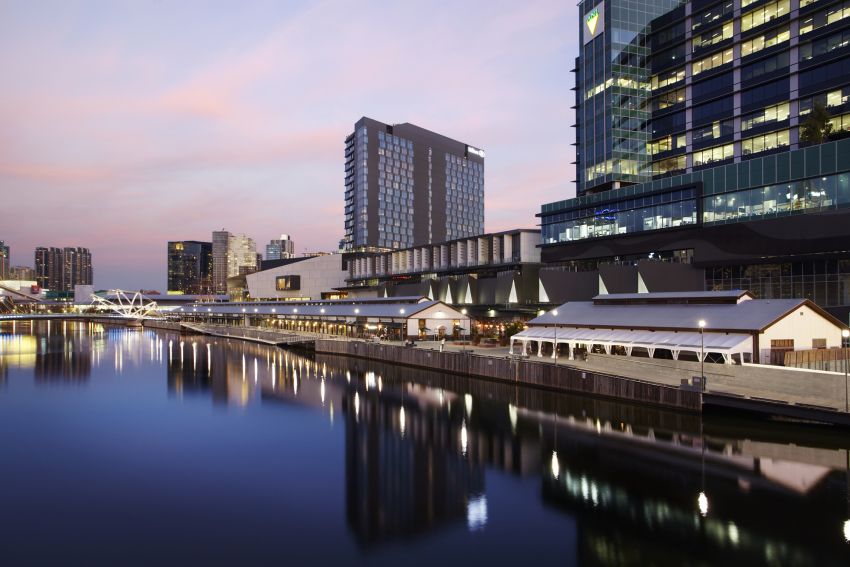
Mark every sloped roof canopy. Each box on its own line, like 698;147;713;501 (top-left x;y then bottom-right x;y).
529;297;844;333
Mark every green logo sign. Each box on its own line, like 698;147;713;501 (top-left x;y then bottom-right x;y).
586;8;600;36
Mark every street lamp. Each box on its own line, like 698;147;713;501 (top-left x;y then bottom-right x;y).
843;329;850;412
698;319;707;391
552;309;559;366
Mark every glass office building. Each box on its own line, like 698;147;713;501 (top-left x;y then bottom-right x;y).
167;241;213;295
575;0;850;196
543;0;850;321
343;117;485;251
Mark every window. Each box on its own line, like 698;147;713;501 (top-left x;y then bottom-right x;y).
741;0;790;32
741;78;789;108
692;1;734;31
692;48;733;75
830;112;850;132
692;22;733;50
692;71;733;101
742;51;789;81
648;134;686;155
652;110;686;137
799;58;850;90
800;1;850;34
741;25;791;56
276;275;301;291
799;29;850;61
653;87;686;110
693;97;734;125
651;67;685;90
653;155;687;175
741;102;790;130
693;120;734;142
741;129;789;155
694;143;733;166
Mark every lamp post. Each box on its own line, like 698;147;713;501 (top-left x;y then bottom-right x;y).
698;319;707;391
843;329;850;412
552;309;559;366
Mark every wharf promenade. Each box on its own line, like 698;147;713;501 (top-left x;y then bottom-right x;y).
141;320;850;424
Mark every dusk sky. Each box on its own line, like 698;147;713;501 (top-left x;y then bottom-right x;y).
1;0;578;290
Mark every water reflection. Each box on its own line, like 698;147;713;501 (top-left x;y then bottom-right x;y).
1;322;849;565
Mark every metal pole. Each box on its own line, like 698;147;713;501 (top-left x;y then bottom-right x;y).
845;344;848;412
701;327;705;392
554;324;558;366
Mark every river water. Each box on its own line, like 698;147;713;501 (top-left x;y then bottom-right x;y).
1;321;849;566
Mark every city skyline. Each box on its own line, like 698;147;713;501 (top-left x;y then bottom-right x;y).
0;0;575;290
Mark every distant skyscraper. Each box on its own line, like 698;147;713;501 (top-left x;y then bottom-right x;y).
10;266;35;281
34;246;92;291
229;233;258;276
167;241;213;295
343;117;485;251
212;229;258;289
0;241;9;279
212;230;230;294
265;234;295;260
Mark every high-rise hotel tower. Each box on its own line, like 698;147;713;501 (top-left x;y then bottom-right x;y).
343;117;485;251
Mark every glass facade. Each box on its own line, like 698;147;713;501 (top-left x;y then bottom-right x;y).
377;131;415;249
707;260;850;307
573;0;850;198
543;139;850;244
445;154;484;240
576;0;685;194
343;126;369;249
541;187;697;243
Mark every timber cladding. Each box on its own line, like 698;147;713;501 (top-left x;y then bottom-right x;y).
315;340;701;412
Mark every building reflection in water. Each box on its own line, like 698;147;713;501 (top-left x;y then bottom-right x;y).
0;320;99;382
9;322;848;562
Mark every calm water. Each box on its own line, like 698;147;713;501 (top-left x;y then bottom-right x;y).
1;321;849;566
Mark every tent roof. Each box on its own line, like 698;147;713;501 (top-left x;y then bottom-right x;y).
512;327;752;353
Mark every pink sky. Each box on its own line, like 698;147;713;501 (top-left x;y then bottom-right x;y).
0;0;577;290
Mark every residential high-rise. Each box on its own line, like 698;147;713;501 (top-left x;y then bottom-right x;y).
211;230;258;292
266;234;295;260
10;266;35;281
343;117;485;251
167;241;213;295
34;247;92;291
229;233;258;276
212;230;230;294
539;0;850;321
0;241;9;279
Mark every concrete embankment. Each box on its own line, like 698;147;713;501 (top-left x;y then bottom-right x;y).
314;339;702;412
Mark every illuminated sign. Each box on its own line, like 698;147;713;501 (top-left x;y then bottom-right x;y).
583;2;604;44
467;145;486;159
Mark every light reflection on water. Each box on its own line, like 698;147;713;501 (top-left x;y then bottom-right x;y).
0;320;849;566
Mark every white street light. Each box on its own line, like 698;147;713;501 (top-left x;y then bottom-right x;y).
698;491;709;517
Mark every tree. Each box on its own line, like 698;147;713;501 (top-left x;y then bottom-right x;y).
800;102;833;146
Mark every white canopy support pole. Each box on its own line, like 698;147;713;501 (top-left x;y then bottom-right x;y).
604;344;611;355
509;339;514;355
648;347;656;359
625;346;633;356
568;342;574;360
672;349;680;361
537;341;543;357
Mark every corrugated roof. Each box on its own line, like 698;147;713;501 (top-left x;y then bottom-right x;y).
530;298;820;332
180;300;463;319
593;290;751;301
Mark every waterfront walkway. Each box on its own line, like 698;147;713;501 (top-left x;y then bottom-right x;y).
148;320;850;419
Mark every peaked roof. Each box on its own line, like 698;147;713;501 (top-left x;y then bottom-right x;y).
529;298;846;333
